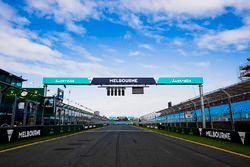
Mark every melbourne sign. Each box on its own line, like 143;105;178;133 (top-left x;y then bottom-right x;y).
0;127;43;143
91;77;156;85
157;77;203;85
205;130;231;140
18;130;41;139
199;128;250;145
43;77;90;85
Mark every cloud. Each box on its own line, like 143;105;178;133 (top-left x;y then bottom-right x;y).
177;49;187;56
0;0;30;25
0;21;62;64
68;45;103;62
172;38;184;46
176;49;208;57
99;44;117;54
138;43;153;50
25;0;99;34
177;22;207;31
195;61;210;67
119;0;229;18
113;58;124;64
197;26;250;50
124;31;132;40
128;51;144;57
139;64;160;69
0;7;110;77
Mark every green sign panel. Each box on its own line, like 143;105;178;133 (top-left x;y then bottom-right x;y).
156;77;203;85
43;77;90;85
24;88;44;96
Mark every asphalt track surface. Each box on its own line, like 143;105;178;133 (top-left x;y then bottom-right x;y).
0;125;249;167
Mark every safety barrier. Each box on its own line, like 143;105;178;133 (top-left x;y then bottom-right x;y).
143;124;250;145
0;124;104;144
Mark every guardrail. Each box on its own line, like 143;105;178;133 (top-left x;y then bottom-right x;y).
0;124;104;144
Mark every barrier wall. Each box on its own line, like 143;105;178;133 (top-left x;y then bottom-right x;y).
143;124;250;145
0;124;104;144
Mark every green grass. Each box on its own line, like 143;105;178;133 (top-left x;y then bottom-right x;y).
138;126;250;156
0;128;96;151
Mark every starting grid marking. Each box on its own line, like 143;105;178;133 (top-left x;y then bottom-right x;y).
86;130;152;133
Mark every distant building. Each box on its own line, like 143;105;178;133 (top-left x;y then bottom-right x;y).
94;111;100;116
0;68;26;88
239;58;250;80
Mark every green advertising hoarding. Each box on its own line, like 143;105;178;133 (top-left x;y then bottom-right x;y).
43;77;90;85
156;77;203;85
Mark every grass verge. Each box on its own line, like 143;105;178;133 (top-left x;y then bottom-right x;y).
138;126;250;157
0;128;97;152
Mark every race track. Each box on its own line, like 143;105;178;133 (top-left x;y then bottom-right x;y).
0;125;249;167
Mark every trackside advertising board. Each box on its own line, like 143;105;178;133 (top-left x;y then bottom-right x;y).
0;126;43;143
43;77;203;85
91;77;156;85
199;128;249;145
157;77;203;85
43;77;90;85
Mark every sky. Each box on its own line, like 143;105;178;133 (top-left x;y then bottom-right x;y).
0;0;249;117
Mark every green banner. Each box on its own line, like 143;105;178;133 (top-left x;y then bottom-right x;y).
43;77;90;85
157;77;203;85
24;88;44;96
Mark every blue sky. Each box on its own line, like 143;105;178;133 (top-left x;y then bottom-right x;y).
0;0;250;117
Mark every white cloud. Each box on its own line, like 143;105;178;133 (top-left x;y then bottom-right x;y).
128;51;144;57
25;0;99;34
138;43;153;50
197;26;250;50
0;0;30;25
195;61;210;67
176;49;208;57
124;31;132;40
172;38;184;46
66;22;86;34
67;45;103;62
177;22;207;31
119;0;230;18
99;44;117;54
0;7;110;78
140;64;160;69
120;13;143;29
177;49;187;56
0;21;62;64
113;58;124;64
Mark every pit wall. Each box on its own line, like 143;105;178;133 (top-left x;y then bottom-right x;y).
0;124;104;144
141;124;250;145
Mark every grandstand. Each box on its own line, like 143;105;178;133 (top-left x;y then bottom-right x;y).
140;79;250;131
0;69;107;127
240;58;250;80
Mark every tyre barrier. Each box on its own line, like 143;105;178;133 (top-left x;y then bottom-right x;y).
143;124;250;145
0;124;104;144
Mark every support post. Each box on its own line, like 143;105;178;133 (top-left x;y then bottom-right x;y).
190;101;198;128
179;112;181;127
33;103;38;125
63;109;66;125
221;89;235;131
204;97;213;129
23;101;28;126
53;96;57;125
11;95;17;127
0;91;2;105
199;84;206;129
41;85;47;125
